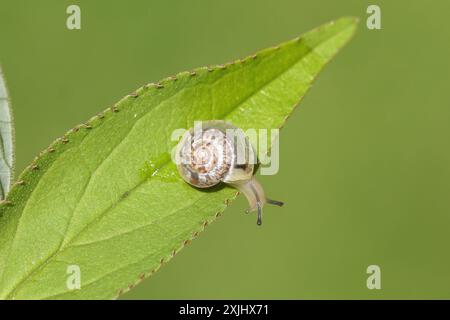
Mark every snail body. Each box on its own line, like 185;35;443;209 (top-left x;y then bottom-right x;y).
175;120;283;225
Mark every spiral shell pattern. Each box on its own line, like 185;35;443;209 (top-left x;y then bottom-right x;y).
176;127;234;188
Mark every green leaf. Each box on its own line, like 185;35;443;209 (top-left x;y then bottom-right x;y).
0;17;358;299
0;66;14;200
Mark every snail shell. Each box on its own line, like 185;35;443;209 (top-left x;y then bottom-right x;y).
176;120;283;225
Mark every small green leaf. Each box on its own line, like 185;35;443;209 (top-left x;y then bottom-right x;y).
0;17;358;299
0;66;14;200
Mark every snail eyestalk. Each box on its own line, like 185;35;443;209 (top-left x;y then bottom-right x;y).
267;199;284;207
231;176;283;226
257;202;262;226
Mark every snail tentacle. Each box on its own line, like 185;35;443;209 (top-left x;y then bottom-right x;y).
267;199;284;207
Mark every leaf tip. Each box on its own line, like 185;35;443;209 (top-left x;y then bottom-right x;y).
336;16;360;35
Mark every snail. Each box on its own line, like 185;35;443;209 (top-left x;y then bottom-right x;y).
175;120;283;225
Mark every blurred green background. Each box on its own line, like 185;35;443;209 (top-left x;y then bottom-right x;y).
1;0;449;299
